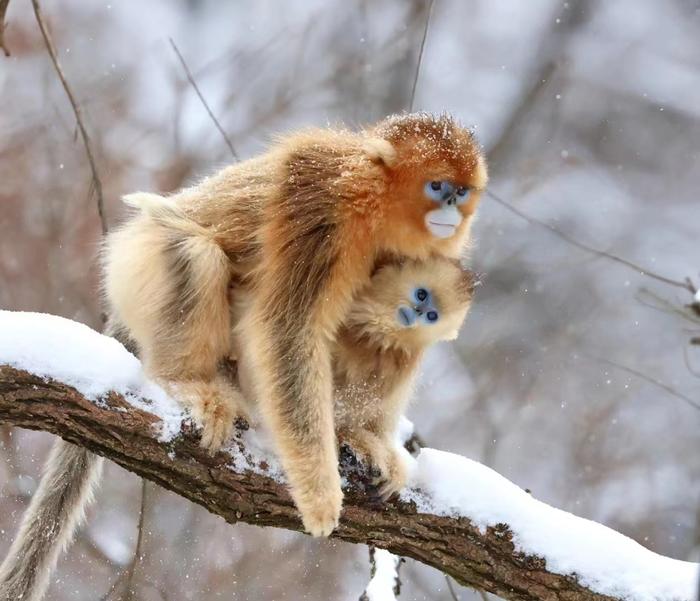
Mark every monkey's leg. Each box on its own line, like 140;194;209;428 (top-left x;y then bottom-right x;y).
105;220;240;452
0;441;103;601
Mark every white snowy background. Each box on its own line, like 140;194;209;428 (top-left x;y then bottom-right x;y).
0;1;699;600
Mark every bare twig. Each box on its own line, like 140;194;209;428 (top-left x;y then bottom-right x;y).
409;0;435;111
97;480;149;601
0;0;10;56
486;61;557;168
682;346;700;379
169;38;239;161
99;574;123;601
122;479;149;601
486;189;693;292
445;575;462;601
592;356;700;411
635;289;700;325
31;0;108;235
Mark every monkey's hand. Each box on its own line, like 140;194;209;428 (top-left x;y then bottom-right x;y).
339;431;408;501
168;376;251;453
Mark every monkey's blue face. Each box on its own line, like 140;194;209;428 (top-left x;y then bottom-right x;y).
396;286;440;327
423;180;471;239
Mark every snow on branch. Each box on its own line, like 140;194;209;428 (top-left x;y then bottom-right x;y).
0;311;697;601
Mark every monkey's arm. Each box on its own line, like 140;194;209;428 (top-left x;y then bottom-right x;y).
242;245;358;536
242;145;379;536
338;364;418;499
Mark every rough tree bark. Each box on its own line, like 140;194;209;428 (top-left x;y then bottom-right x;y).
0;364;620;601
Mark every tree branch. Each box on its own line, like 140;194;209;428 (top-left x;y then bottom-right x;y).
32;0;108;235
0;364;694;601
486;189;693;293
0;0;10;57
408;0;435;112
169;37;239;161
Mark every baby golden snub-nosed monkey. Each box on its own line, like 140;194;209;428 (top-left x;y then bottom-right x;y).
230;256;475;500
102;112;487;537
330;257;475;499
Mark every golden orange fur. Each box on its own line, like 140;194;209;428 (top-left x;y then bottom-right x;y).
230;256;475;499
102;112;487;536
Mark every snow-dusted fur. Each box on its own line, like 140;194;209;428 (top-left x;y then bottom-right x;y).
102;113;487;537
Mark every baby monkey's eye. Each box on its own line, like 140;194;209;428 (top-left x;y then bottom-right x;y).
426;311;439;322
430;181;442;191
415;288;428;302
456;186;468;196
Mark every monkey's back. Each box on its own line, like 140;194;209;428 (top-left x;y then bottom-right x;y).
172;154;278;276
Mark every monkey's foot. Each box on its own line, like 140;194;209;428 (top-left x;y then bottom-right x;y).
290;466;343;537
340;432;407;501
375;446;408;501
168;377;250;453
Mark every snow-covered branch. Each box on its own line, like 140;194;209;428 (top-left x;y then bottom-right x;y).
0;312;696;601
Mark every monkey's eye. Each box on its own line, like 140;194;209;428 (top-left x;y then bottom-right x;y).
426;310;439;322
424;181;445;202
413;288;430;305
455;186;470;204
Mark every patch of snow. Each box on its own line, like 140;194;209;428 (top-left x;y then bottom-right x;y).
0;311;183;441
225;426;285;481
402;449;698;601
364;548;400;601
89;527;132;566
394;415;414;446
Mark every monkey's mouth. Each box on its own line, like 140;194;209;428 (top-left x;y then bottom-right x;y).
427;220;457;238
397;306;414;327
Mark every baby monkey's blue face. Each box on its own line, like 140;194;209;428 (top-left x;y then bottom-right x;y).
344;258;472;347
397;286;440;327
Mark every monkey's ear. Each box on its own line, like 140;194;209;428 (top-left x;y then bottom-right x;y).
473;153;489;190
361;137;397;168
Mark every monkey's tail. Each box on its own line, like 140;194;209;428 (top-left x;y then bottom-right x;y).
122;192;211;239
121;191;231;311
0;441;104;601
